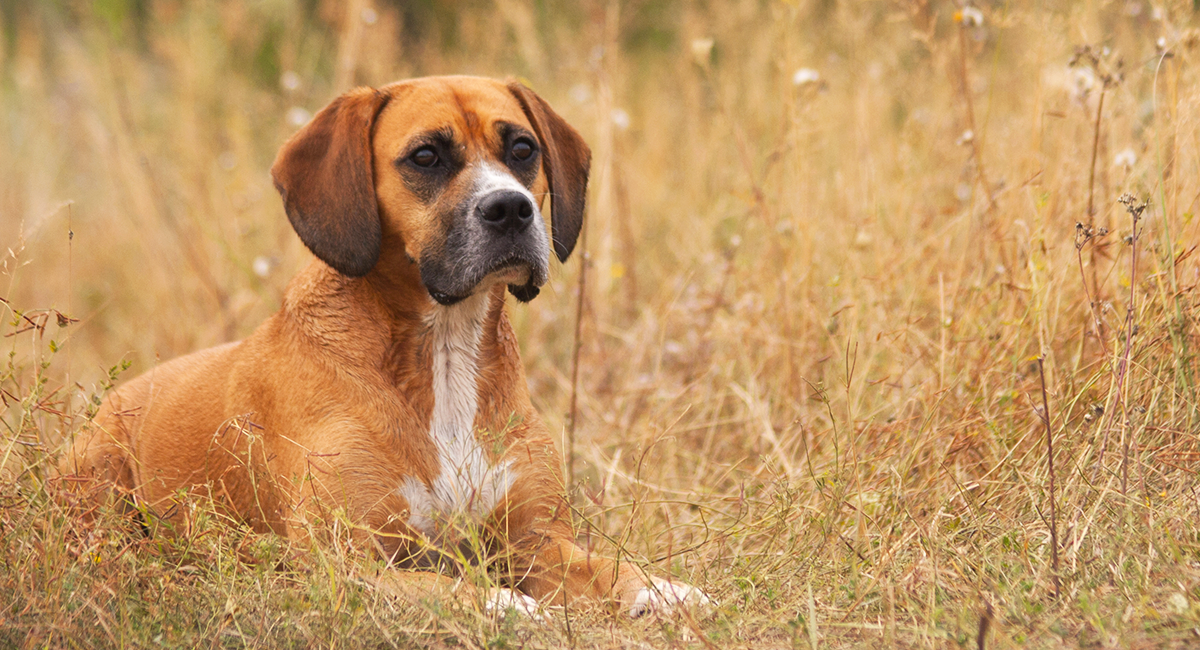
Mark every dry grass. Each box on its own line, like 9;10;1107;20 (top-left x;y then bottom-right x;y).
3;1;1200;647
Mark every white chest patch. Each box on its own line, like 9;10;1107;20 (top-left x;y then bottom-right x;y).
398;293;514;536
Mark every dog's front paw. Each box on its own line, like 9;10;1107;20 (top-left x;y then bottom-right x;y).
629;577;714;618
485;587;544;621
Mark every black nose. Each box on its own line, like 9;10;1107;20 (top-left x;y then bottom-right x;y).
477;190;534;234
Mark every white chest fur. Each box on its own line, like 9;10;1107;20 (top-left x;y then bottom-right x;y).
399;293;514;536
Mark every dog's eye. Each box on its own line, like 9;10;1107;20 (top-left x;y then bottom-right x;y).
511;139;536;161
411;147;439;168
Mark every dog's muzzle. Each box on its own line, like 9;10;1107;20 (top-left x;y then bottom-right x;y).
420;184;551;306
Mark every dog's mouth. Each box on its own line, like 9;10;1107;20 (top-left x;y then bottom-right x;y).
424;255;546;306
485;259;534;286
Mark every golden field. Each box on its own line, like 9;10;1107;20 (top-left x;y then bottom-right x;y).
2;0;1200;647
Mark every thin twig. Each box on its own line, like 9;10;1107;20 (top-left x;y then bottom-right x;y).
1100;195;1146;475
67;202;74;436
1085;87;1107;220
566;216;589;492
1073;45;1123;363
1036;356;1059;599
1075;223;1108;355
1084;85;1108;348
956;20;997;214
977;599;993;650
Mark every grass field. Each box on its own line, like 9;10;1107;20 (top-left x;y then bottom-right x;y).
3;1;1200;647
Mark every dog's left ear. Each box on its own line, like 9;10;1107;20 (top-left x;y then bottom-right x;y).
271;87;391;277
507;81;591;263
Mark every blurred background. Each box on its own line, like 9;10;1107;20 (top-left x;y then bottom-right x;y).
3;0;1195;471
3;1;1200;643
4;2;1190;411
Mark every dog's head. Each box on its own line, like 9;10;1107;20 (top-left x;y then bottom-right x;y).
270;76;590;304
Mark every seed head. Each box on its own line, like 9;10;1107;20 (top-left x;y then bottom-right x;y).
1117;193;1149;221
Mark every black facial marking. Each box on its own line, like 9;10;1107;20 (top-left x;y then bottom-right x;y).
508;283;540;302
394;127;464;203
420;211;549;307
496;122;540;188
429;290;466;306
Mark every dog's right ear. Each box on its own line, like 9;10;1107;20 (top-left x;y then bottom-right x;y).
271;87;391;277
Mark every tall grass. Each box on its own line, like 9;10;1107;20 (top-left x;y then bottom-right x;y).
2;1;1200;647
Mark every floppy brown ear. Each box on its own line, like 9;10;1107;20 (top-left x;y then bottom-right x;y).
271;87;390;277
506;81;591;263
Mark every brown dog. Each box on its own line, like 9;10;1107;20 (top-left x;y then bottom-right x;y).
62;76;709;617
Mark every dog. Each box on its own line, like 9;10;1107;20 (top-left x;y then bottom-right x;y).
62;76;710;618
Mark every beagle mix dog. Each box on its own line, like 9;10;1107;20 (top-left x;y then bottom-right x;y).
63;76;709;617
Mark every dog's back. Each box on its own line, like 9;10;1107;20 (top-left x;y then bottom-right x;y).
64;341;241;517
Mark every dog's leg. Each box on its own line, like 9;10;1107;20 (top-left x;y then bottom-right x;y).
365;567;542;619
57;392;140;516
499;518;711;617
506;525;640;605
291;481;545;620
492;438;711;616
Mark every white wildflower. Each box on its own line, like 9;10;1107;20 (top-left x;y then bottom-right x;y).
791;68;820;86
853;229;872;248
611;108;630;131
252;256;273;279
569;83;591;105
287;107;312;127
1114;148;1137;169
280;71;301;92
690;38;714;66
958;6;984;27
955;182;972;202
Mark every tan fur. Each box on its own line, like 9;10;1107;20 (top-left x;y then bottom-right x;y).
61;76;679;612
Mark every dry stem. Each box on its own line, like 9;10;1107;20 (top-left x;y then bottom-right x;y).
1036;356;1060;600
